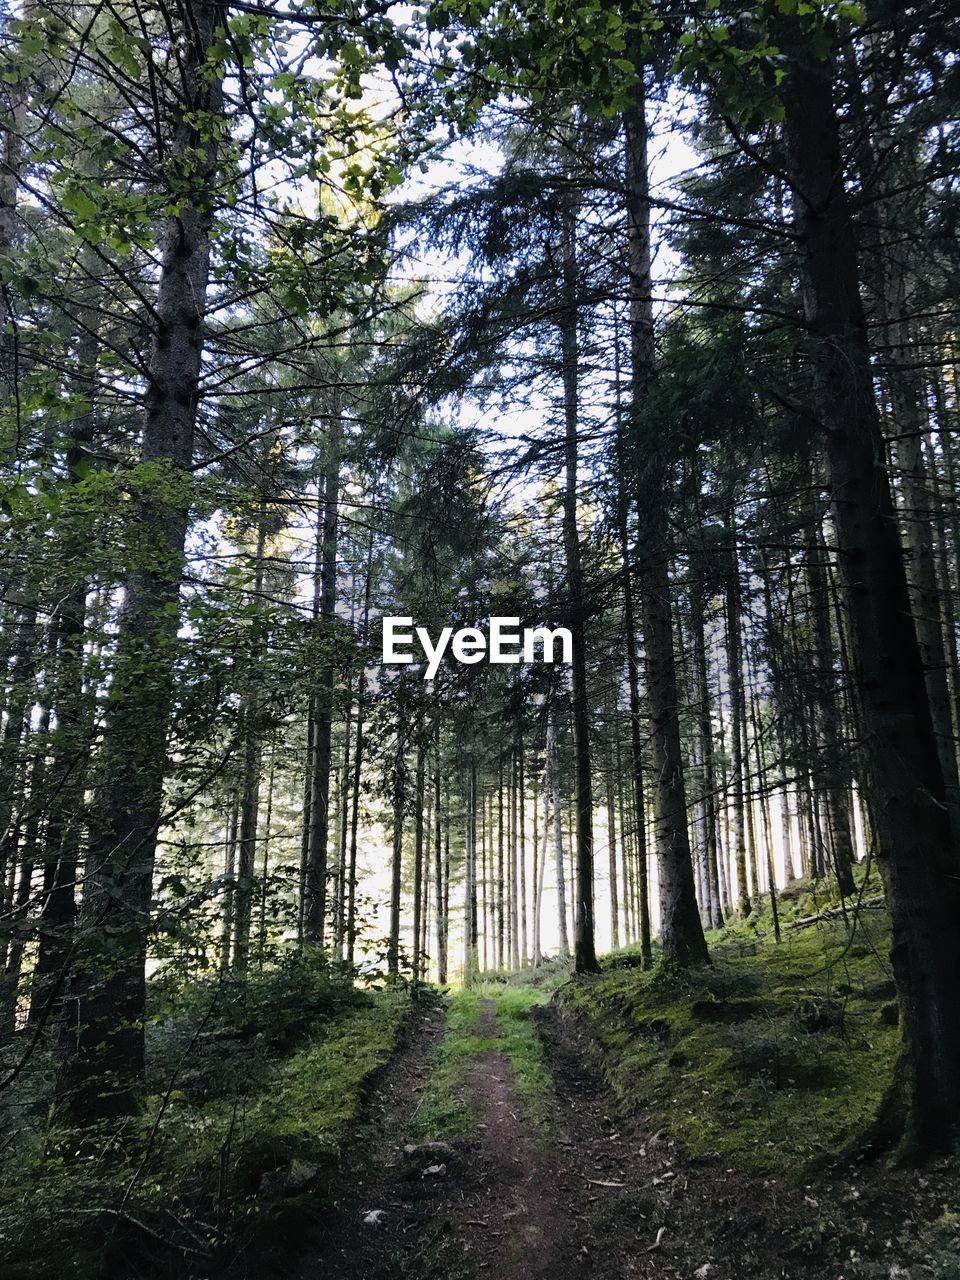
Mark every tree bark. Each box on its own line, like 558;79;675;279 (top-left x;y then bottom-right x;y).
625;71;707;968
303;409;343;944
558;188;598;974
777;22;960;1153
57;0;224;1122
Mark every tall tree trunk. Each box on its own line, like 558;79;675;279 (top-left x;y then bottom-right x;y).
346;531;374;965
625;72;708;968
233;512;267;972
510;748;520;969
387;697;407;978
304;409;342;945
805;500;856;897
257;752;276;968
332;692;352;962
518;738;527;967
219;795;239;975
464;760;478;983
547;715;569;959
692;583;724;929
558;190;598;974
434;743;447;985
412;740;425;983
605;738;621;950
57;1;224;1122
725;520;751;914
777;22;960;1152
613;311;652;963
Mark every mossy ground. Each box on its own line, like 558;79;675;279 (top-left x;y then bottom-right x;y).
560;862;899;1175
1;972;412;1279
413;983;553;1140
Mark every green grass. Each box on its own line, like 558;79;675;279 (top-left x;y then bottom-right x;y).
413;983;554;1139
490;985;554;1132
560;862;898;1175
1;981;413;1279
411;989;493;1139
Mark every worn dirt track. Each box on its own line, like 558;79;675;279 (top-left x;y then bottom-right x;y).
296;990;960;1280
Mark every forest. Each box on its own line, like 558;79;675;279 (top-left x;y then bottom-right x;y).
0;0;958;1276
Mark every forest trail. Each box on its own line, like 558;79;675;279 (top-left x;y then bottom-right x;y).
297;985;904;1280
450;998;575;1277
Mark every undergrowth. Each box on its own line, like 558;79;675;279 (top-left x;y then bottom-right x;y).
559;861;898;1176
0;960;412;1278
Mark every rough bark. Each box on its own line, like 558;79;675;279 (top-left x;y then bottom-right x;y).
304;410;342;944
57;0;223;1122
558;189;598;974
626;74;708;968
778;23;960;1153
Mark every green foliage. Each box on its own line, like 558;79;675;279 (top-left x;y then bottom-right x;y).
561;868;898;1175
0;977;411;1279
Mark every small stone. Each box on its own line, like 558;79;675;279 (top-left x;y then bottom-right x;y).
403;1141;456;1164
422;1163;447;1177
284;1159;319;1194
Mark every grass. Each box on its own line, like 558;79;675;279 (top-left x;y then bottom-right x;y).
413;983;554;1139
411;989;492;1139
1;977;412;1279
559;861;899;1175
491;985;554;1131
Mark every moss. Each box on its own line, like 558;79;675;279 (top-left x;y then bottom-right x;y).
1;983;412;1278
413;984;554;1140
412;990;493;1139
559;866;898;1176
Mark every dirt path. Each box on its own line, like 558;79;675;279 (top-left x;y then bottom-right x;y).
298;988;958;1280
297;994;579;1280
445;1000;576;1278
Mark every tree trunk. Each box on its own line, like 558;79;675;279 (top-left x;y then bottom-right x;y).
464;760;478;983
725;520;751;914
547;715;569;959
434;744;447;984
625;72;708;968
219;795;239;975
304;409;343;945
57;1;223;1122
233;512;267;972
412;740;425;983
558;189;598;974
805;500;856;897
777;23;960;1153
387;698;407;978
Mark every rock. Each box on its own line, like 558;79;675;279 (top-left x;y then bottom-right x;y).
284;1159;319;1194
402;1141;456;1164
422;1163;447;1177
362;1209;387;1227
258;1169;284;1198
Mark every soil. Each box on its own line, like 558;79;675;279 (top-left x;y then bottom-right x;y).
296;991;960;1280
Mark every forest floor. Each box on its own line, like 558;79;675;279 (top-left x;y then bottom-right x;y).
290;976;960;1280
